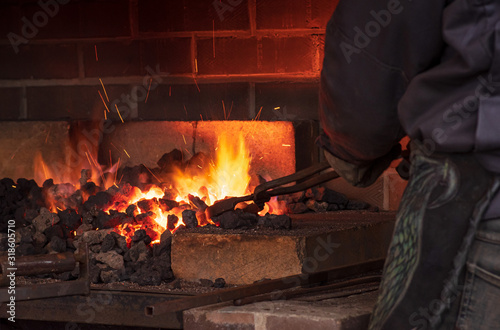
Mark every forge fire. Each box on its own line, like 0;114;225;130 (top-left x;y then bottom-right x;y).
34;131;283;243
0;132;288;283
0;129;371;287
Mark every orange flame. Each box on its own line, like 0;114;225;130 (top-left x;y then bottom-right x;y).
34;132;285;244
171;132;251;206
34;151;74;186
258;196;287;216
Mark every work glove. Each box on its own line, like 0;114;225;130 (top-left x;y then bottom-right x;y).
324;144;401;187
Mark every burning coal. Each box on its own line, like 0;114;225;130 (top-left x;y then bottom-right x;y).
31;132;286;244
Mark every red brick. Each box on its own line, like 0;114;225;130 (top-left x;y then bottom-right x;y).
197;37;258;75
0;88;22;120
0;5;22;39
140;38;192;75
255;82;319;121
137;83;250;120
9;1;129;40
265;315;336;330
260;36;315;73
310;0;338;29
256;0;338;30
138;0;182;32
138;0;249;33
0;43;78;79
26;86;127;120
188;0;249;31
20;2;80;39
79;0;130;38
91;84;139;122
256;0;308;29
83;41;141;78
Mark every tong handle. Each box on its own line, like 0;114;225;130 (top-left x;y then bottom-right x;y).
253;160;333;202
253;161;332;199
205;161;338;218
254;169;339;204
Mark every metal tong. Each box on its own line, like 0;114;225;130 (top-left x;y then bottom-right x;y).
205;160;339;218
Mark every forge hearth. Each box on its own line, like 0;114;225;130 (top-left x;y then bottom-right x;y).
0;119;339;288
0;210;394;329
0;117;398;289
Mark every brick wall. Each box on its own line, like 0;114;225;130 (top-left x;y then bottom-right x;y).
0;1;410;211
0;0;339;122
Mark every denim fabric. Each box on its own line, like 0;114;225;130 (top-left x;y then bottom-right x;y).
369;143;500;330
456;218;500;329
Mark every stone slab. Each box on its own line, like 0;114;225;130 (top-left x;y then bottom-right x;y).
184;289;379;330
171;211;395;285
172;233;304;285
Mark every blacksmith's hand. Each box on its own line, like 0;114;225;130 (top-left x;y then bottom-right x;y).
324;144;401;187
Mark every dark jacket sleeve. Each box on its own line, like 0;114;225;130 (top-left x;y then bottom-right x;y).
398;0;500;174
319;0;448;165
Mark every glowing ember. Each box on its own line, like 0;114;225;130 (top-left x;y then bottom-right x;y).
33;132;285;244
